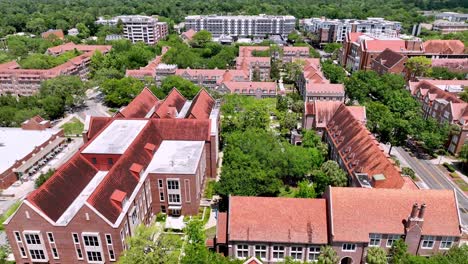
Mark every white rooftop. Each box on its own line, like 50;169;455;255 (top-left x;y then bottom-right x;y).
0;128;60;173
82;119;148;154
147;140;205;174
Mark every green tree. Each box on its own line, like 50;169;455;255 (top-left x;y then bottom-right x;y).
318;246;339;264
76;23;90;39
26;18;47;34
389;239;408;264
101;77;145;107
324;43;342;54
35;169;55;188
279;112;297;132
320;160;348;187
41;96;65;119
160;75;201;99
321;60;346;84
459;144;468;167
287;32;301;43
40;75;85;108
302;130;327;156
294;180;316;198
366;247;387;264
406;56;431;80
118;224;179;264
190;30;212;48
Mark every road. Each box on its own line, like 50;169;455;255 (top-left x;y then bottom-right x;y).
394;146;468;226
76;88;111;120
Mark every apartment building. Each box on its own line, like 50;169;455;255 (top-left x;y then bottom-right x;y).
282;46;310;62
435;12;468;22
410;79;468;154
4;87;220;262
0;43;111;96
433;20;468;34
324;104;417;189
215;187;462;264
302;17;402;44
184;14;296;37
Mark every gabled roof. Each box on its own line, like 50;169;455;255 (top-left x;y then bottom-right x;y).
423;40;465;54
228;196;328;244
373;48;406;69
117;88;159;118
86;116;113;140
181;29;197;41
154;89;187;118
27;154;98;222
326;105;404;189
185;89;215;119
305;101;343;128
329;187;461;242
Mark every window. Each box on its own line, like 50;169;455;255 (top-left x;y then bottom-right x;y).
73;233;79;243
255;245;267;260
84;235;100;247
92;157;97;164
87;251;103;262
290;246;303;260
236;244;249;259
14;231;21;242
72;233;83;260
105;234;115;261
52;248;59;258
272;245;285;261
421;236;435;249
47;232;54;243
161;205;166;213
185;179;191;202
106;234;112;245
168;194;181;203
109;250;115;260
30;249;46;260
20;247;27;258
308;246;320;262
386;235;401;248
159;192;165;202
342;243;356;252
440;237;454;249
158;179;163;188
167;180;179;190
107;158;113;165
24;234;41;245
369;234;382;247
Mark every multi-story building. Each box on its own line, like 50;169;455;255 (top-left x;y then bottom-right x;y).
340;32;424;71
410;79;468;154
4;87;220;263
302;17;402;44
217;81;278;98
282;46;310;62
118;15;168;45
431;58;468;73
0;43;111;96
303;100;343;132
0;116;65;189
433;20;468;34
435;12;468;22
324;104;417;189
184;14;296;38
215;187;462;264
370;48;408;75
423;40;467;58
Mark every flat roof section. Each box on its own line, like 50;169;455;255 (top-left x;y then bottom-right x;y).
147;140;205;174
0;128;60;173
82;120;148;154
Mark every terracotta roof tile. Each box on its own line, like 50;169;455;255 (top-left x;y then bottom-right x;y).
330;187;461;242
373;48;406;69
228;196;328;244
326;105;404;189
423;40;465;54
87;116;113;140
217;212;227;244
118;88;159;118
181;29;197;41
305;101;343;128
154;89;187;118
186;89;215;119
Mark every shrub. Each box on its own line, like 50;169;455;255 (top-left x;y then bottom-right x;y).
443;162;456;172
402;167;416;180
156;212;166;222
450;172;459;178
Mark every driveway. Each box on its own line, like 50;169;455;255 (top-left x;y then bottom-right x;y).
394;146;468;226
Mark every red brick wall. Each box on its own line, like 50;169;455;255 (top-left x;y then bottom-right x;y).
82;154;122;171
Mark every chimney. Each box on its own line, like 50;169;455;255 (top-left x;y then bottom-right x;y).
410;203;419;218
418;203;426;219
129;163;144;180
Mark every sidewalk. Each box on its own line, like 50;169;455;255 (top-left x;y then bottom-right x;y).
430;155;468;190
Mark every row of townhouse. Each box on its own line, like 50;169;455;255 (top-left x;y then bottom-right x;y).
184;14;296;38
409;79;468;154
215;187;463;264
4;87;221;263
296;58;345;102
341;32;467;72
0;43;111;96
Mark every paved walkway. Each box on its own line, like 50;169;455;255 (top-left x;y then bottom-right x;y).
205;207;217;230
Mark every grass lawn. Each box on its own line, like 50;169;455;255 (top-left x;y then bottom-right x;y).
0;201;21;230
453;178;468;192
61;117;84;136
204;180;216;199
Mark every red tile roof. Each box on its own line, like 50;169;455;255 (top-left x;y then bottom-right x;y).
364;39;408;52
41;29;64;40
181;29;197;41
329;187;461;242
228;196;328;244
326;105;404;189
221;81;277;93
154;89;187;118
118;88;159;118
305;101;342;128
306;83;345;94
216;212;227;244
373;48;406;69
348;32;363;43
423;40;465;54
186;89;215;119
27;154;98;222
87;116;113;140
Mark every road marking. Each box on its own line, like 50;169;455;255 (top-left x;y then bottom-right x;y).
399;150;446;189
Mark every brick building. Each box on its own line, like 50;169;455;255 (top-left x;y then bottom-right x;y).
217;81;278;98
303;101;344;132
215;187;462;264
282;46;310;62
0;116;65;189
409;79;468;154
370;48;408;75
4;104;219;263
324;104;416;189
0;43;111;96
